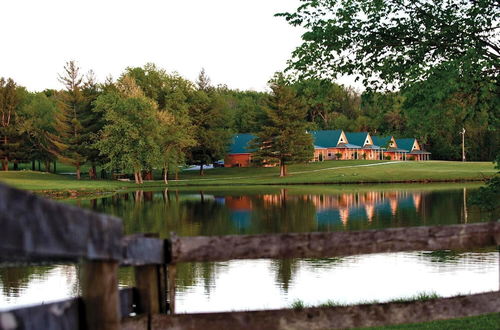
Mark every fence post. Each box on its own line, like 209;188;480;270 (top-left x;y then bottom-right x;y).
135;265;161;314
168;264;177;314
81;260;121;330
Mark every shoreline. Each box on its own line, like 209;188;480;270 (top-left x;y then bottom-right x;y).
30;178;490;199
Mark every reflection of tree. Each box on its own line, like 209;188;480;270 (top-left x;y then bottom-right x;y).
0;266;54;297
420;251;460;263
302;257;345;269
174;262;220;296
251;194;317;234
271;259;299;292
66;186;494;299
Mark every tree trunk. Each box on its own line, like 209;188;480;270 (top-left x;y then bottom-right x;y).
44;160;50;173
199;164;204;176
32;160;35;171
53;161;57;173
76;164;81;180
138;171;144;184
2;136;8;171
134;172;140;184
13;161;18;171
38;161;41;171
91;164;97;179
163;167;168;185
279;160;287;177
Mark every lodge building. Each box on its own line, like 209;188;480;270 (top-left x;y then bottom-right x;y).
224;130;431;167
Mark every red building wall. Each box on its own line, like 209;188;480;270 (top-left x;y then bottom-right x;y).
225;154;252;167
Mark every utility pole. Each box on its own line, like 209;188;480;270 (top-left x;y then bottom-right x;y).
459;127;466;162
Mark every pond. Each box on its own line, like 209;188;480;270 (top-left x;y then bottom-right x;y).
0;183;498;312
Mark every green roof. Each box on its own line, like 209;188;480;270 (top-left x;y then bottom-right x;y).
228;134;256;154
345;132;370;147
371;136;392;148
310;130;343;148
396;138;416;152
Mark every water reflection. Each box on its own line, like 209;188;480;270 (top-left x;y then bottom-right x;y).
75;185;491;237
0;184;497;312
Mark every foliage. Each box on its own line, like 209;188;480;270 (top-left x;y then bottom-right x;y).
188;70;232;175
291;78;360;129
279;0;499;162
471;154;500;212
0;77;22;170
278;0;499;89
17;92;60;169
94;76;161;183
156;110;196;183
55;61;88;179
250;76;314;176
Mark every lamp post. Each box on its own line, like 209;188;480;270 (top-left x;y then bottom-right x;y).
459;127;466;162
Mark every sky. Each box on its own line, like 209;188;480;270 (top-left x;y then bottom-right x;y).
0;0;346;92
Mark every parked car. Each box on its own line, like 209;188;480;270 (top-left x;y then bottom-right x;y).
213;160;224;168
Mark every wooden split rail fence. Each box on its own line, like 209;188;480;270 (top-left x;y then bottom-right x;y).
0;183;499;329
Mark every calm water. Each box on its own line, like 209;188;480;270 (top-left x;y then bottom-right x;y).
0;184;498;312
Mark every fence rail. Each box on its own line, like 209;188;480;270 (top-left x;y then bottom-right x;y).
0;183;498;329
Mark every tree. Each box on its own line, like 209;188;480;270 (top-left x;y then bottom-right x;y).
0;78;21;171
80;70;105;179
56;61;87;179
278;0;499;88
94;76;160;184
17;92;60;172
156;110;196;183
251;76;314;177
188;70;232;175
279;0;499;161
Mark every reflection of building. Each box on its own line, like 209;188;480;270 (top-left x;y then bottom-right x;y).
412;193;422;211
364;204;375;222
339;208;350;225
225;196;253;230
311;190;427;226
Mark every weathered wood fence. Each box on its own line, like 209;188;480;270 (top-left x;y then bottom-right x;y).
0;183;498;329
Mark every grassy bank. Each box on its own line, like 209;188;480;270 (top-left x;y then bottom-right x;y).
0;160;494;195
368;312;499;329
289;294;499;330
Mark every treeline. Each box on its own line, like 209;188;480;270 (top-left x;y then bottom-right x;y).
0;62;497;182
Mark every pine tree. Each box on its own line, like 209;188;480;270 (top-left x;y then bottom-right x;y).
80;70;104;179
188;72;232;175
251;77;313;177
56;61;87;179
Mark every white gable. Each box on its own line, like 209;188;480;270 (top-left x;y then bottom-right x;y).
338;131;347;145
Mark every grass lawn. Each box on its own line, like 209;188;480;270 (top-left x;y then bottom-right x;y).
367;312;500;329
0;160;495;194
174;160;495;185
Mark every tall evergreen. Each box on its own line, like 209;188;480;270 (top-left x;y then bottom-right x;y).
188;69;232;175
251;76;313;177
56;61;87;179
80;70;104;178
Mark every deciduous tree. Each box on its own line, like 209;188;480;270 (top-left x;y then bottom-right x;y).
0;78;21;171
